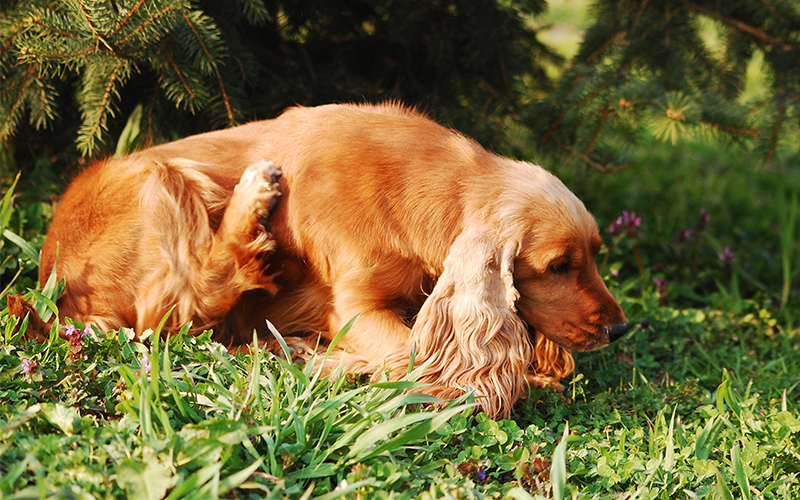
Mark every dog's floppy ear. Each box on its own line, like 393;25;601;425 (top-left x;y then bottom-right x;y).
410;228;534;417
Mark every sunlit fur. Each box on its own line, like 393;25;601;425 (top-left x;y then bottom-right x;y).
35;103;626;418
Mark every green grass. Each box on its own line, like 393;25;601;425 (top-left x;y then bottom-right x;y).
1;272;799;498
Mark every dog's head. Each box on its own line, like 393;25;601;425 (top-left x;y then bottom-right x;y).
409;160;627;417
501;163;628;352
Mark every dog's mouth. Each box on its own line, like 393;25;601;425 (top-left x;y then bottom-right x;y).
526;321;629;351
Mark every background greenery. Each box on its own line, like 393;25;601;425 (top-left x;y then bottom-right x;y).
1;0;799;498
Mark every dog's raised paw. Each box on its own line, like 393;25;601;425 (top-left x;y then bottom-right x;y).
237;161;281;194
234;161;281;222
222;160;283;248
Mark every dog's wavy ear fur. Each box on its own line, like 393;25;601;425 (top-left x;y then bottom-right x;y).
528;334;575;391
410;228;534;417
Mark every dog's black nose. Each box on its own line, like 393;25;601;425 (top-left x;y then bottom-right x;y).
607;322;629;342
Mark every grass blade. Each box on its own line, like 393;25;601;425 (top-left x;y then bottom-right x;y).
730;444;751;500
664;405;677;472
0;172;20;230
714;465;734;500
551;422;569;500
314;479;376;500
348;404;473;460
695;415;722;460
2;229;39;265
218;457;263;494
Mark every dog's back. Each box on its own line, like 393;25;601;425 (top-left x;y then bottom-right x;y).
41;103;486;335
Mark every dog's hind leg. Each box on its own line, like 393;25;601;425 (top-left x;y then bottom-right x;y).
136;160;281;337
194;161;282;314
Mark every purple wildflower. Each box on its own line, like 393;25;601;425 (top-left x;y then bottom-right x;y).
610;211;641;239
64;324;79;338
717;246;735;263
622;211;641;238
652;278;666;288
608;219;622;236
65;324;90;342
65;325;90;363
610;268;619;277
21;358;35;375
476;468;487;481
141;351;151;377
20;358;43;381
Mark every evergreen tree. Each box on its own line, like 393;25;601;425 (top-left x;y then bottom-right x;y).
3;1;797;169
0;0;556;158
1;0;251;155
529;0;800;171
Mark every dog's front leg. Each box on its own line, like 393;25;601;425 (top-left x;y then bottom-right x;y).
318;271;417;375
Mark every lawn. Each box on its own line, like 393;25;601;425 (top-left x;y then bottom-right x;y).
1;132;799;499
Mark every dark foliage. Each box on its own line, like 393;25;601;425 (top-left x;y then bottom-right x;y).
0;0;557;160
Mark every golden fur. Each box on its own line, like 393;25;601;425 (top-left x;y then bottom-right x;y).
35;103;628;417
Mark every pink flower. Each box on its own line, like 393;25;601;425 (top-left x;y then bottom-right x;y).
622;211;641;238
20;358;43;381
652;278;666;288
65;324;91;363
717;246;735;263
608;219;621;236
609;210;641;239
610;268;619;277
141;351;151;377
21;358;36;375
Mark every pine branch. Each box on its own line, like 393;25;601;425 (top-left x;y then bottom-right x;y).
679;0;796;49
116;2;183;46
110;0;150;37
553;137;633;173
0;9;34;63
701;120;760;138
180;10;234;126
630;0;650;33
584;107;612;156
240;0;272;26
28;76;58;129
158;47;209;112
33;18;82;39
764;78;786;166
0;68;34;138
164;48;197;100
76;56;132;155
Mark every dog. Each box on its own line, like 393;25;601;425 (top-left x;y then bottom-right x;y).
30;103;628;417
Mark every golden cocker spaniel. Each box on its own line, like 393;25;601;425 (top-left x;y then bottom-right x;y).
34;103;628;417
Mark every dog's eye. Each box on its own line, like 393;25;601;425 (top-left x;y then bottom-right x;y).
548;262;569;275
